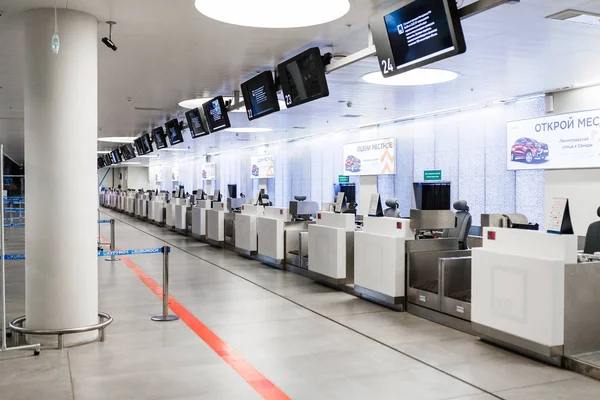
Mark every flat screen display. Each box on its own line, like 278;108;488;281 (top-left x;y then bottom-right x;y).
152;126;168;149
165;118;184;146
111;149;122;164
202;96;231;132
133;138;143;155
97;157;106;169
185;108;208;138
120;143;136;160
277;47;329;109
241;71;281;120
138;133;153;155
370;0;466;78
103;153;112;166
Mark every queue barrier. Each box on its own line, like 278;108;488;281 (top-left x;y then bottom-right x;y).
4;223;24;228
4;246;169;260
4;208;25;213
98;219;111;224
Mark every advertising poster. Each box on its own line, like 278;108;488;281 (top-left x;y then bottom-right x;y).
250;154;275;179
342;138;396;176
507;109;600;170
202;163;216;181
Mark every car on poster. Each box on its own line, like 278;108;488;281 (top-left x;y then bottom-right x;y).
507;109;600;170
202;163;215;181
250;155;275;179
251;165;260;177
342;138;395;176
345;155;362;173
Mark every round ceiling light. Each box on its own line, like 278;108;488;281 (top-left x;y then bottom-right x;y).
97;137;136;143
194;0;350;28
361;68;459;86
179;98;287;113
225;127;273;133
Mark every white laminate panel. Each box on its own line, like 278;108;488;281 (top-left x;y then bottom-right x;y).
264;207;290;220
362;217;413;237
472;248;565;347
241;204;265;216
257;217;285;260
235;214;258;251
207;209;224;241
316;211;355;230
308;224;346;279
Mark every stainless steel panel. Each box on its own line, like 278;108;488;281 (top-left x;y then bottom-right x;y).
345;231;355;284
577;235;586;251
564;261;600;356
467;235;483;248
224;213;235;246
440;256;472;321
405;238;459;253
409;209;456;231
481;214;507;228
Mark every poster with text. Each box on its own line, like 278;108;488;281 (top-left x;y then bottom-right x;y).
342;138;396;176
507;109;600;170
250;154;275;179
202;163;216;181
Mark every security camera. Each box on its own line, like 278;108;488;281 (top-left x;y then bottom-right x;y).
102;21;117;51
346;101;353;108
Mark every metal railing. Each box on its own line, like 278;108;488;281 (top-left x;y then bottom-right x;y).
9;312;113;350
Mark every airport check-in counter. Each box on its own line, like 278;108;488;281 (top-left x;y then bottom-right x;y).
206;202;228;244
406;210;472;319
135;193;150;219
308;211;355;285
234;205;264;253
125;191;136;215
254;207;308;268
173;198;191;233
471;228;600;364
224;198;246;248
149;198;167;225
191;200;212;239
354;217;414;309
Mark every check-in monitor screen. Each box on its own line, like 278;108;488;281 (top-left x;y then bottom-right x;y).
185;108;208;138
152;127;168;149
165;118;184;146
241;71;281;121
202;96;231;132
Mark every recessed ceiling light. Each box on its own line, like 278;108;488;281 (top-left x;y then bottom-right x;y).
97;137;136;143
361;68;459;86
547;9;600;27
224;127;273;133
97;150;111;154
179;97;286;113
120;162;142;165
138;154;159;158
159;148;188;152
194;0;350;28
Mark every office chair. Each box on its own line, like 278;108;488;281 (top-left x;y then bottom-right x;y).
384;198;400;218
442;200;472;250
584;207;600;254
260;194;273;207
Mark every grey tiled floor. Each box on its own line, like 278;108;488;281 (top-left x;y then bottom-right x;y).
1;210;600;399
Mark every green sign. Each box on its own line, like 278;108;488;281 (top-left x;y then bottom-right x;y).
424;170;442;181
338;175;350;183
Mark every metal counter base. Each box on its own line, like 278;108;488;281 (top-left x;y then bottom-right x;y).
255;254;284;270
174;227;188;236
353;285;404;312
225;245;256;258
472;322;563;367
407;303;474;336
189;233;206;241
205;238;224;248
564;353;600;381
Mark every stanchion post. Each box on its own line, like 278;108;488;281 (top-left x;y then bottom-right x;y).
105;219;120;262
152;246;179;322
97;209;101;246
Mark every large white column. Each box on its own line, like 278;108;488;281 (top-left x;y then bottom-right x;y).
23;9;98;345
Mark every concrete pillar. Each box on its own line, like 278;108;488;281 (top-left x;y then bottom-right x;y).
23;9;98;345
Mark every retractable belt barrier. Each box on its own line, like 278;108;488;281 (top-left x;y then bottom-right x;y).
4;208;25;213
4;223;24;228
4;246;168;260
98;219;111;224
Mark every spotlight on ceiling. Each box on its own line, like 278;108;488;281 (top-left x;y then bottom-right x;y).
102;21;118;51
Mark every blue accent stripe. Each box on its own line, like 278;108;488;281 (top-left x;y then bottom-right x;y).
5;247;166;260
98;219;111;224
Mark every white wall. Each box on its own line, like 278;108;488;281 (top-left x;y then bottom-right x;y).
97;167;113;188
125;167;149;190
545;85;600;234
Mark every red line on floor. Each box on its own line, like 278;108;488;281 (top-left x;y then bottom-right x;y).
101;236;290;400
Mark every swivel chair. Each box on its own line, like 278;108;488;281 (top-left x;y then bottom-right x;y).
384;198;400;218
584;207;600;254
260;194;273;207
442;200;472;250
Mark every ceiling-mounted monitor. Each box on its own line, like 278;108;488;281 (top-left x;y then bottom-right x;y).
277;47;329;109
370;0;466;79
138;132;153;155
103;153;112;166
120;143;136;160
241;71;281;121
185;108;209;138
165;118;184;146
97;157;106;169
133;138;143;155
111;149;123;164
202;96;231;132
152;126;168;149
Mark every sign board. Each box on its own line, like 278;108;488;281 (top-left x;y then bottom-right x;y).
547;197;574;235
424;170;442;181
342;138;396;176
368;193;383;217
507;109;600;170
201;163;216;181
250;154;275;179
338;175;350;183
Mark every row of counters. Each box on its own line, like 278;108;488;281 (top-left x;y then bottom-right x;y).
100;190;600;375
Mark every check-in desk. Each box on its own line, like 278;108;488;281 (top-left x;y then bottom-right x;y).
149;199;166;226
472;228;600;365
255;208;308;269
308;211;355;285
173;198;191;234
233;205;265;254
118;193;126;212
125;192;136;215
135;194;150;219
191;200;212;239
354;217;413;310
206;202;228;246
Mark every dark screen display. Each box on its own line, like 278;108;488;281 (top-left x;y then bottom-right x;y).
371;0;465;78
185;108;208;138
98;157;106;169
120;143;136;160
133;139;143;155
165;118;184;146
139;133;153;154
241;71;281;121
111;149;122;164
152;127;168;149
103;153;112;166
277;47;329;109
202;96;231;132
